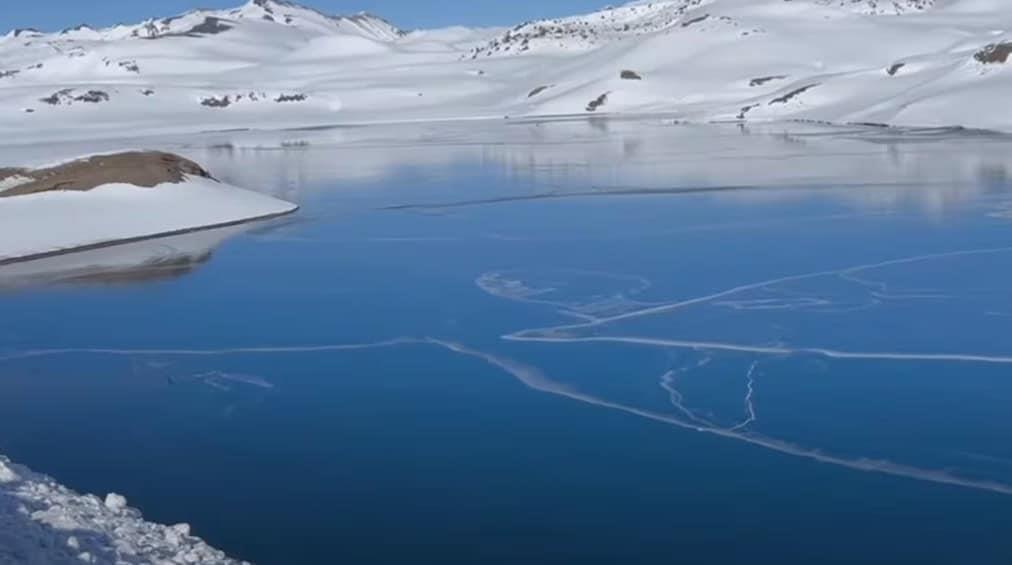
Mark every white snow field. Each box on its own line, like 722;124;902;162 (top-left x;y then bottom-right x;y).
0;455;243;564
0;0;1010;143
0;173;297;263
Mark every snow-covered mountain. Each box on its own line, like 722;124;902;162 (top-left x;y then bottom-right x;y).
6;0;401;42
1;0;1010;142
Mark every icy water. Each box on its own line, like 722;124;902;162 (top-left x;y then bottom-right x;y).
3;120;1012;564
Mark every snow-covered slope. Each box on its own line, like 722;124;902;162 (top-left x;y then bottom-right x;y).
0;167;297;263
0;0;1010;140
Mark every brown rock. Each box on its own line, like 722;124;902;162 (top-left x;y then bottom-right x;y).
0;151;213;197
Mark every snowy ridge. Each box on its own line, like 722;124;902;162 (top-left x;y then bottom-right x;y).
1;455;241;564
0;0;1011;139
9;0;401;43
463;1;707;58
813;0;936;15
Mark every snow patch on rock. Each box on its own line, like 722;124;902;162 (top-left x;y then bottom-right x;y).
0;175;32;193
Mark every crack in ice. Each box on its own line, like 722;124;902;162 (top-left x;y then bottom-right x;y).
6;337;1012;496
728;362;759;432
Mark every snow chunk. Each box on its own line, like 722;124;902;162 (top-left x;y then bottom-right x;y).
0;458;19;483
104;493;128;512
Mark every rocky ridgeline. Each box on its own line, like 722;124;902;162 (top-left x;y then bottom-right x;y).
812;0;936;15
5;0;402;43
463;0;709;59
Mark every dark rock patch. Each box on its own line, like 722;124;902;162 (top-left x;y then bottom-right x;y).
119;60;140;73
59;24;93;35
737;103;759;119
0;152;213;197
143;17;234;39
681;14;710;27
886;62;905;76
0;70;19;79
769;83;819;105
36;89;110;105
133;22;160;38
528;85;552;98
620;70;643;80
974;42;1012;64
39;89;73;105
749;75;786;87
73;90;110;103
586;92;609;112
201;96;232;108
274;93;307;103
185;17;233;36
140;89;155;96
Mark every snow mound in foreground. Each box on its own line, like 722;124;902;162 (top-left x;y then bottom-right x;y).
0;455;243;564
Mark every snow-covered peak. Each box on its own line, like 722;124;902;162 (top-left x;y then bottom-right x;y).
462;0;948;59
464;0;706;58
3;0;403;44
2;28;43;41
230;0;403;39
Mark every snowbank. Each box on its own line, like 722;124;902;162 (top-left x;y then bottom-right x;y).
0;454;243;564
0;156;297;264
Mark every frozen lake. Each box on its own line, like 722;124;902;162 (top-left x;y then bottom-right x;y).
2;120;1012;564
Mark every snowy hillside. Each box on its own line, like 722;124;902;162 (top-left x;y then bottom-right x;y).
0;0;1010;141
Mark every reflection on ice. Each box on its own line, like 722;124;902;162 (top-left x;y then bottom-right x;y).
6;121;1012;216
0;222;268;290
